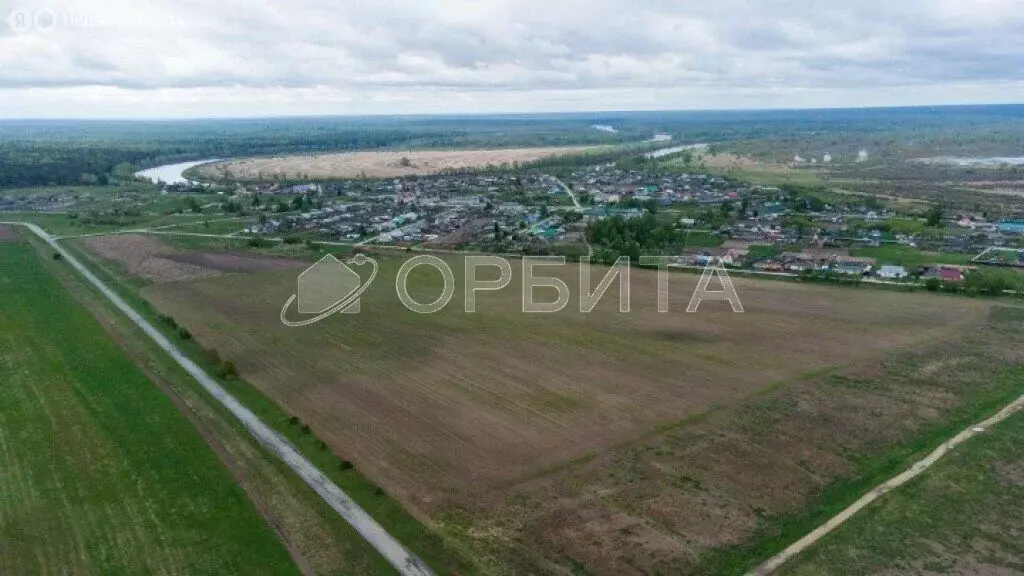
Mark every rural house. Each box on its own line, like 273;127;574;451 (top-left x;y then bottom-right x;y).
878;265;907;279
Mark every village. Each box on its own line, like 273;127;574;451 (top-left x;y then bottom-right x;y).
6;158;1024;285
219;162;1024;284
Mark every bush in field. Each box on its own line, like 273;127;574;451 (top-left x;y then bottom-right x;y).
338;460;354;471
52;252;62;261
176;326;192;340
283;235;302;244
218;360;238;380
924;277;940;291
204;348;221;366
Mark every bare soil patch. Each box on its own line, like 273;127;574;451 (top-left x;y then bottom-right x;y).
162;252;307;274
991;460;1024;487
701;152;765;168
0;225;19;242
79;234;306;283
198;146;597;180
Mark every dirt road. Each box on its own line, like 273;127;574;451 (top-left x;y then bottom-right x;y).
4;221;433;576
548;174;583;211
749;392;1024;575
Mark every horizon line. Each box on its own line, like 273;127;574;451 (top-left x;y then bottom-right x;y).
1;101;1022;123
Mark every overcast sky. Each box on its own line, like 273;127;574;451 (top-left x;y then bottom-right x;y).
1;0;1021;118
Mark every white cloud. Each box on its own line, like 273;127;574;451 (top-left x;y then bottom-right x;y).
0;0;1021;117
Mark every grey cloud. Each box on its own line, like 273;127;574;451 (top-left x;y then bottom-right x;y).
0;0;1021;114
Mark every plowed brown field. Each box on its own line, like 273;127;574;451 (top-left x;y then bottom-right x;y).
129;253;1011;574
80;234;306;283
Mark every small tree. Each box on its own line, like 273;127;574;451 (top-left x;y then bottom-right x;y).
205;348;221;366
219;360;238;379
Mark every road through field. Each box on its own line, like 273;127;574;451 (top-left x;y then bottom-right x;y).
749;391;1024;575
548;174;583;211
545;174;593;257
3;221;433;576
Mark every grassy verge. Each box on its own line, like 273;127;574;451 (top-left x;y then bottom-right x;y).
58;237;474;575
781;410;1024;575
0;239;300;575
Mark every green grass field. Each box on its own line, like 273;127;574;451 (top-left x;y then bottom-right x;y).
782;409;1024;575
0;184;155;199
850;245;975;268
0;240;300;575
156;218;255;235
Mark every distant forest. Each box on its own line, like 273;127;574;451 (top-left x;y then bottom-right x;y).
2;105;1022;188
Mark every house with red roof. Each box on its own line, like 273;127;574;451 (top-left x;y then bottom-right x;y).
939;268;963;282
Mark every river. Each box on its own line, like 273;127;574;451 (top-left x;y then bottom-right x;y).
644;143;709;159
913;156;1024;167
135;159;221;185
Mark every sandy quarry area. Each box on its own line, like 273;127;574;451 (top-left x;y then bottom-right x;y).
196;146;598;180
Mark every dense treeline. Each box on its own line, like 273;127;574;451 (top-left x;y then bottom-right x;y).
0;128;465;187
721;105;1024;161
4;104;1023;189
586;214;720;262
0;144;152;187
0;117;632;188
